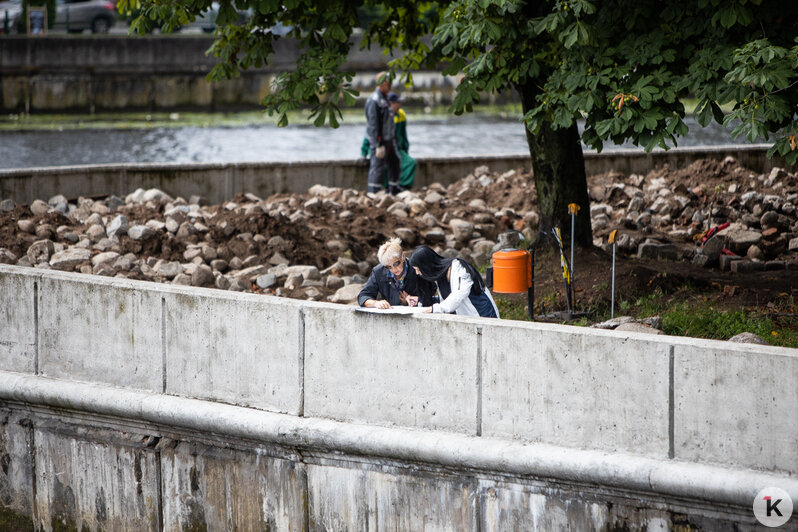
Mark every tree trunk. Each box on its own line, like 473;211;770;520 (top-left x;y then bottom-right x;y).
518;81;593;248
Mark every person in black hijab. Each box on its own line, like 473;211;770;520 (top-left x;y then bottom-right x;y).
408;246;499;318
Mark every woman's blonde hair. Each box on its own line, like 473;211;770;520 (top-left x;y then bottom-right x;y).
377;237;403;266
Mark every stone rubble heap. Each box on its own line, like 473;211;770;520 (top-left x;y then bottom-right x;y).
1;159;797;306
587;161;798;272
0;166;538;304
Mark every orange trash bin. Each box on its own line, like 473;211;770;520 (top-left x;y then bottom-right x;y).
491;249;532;294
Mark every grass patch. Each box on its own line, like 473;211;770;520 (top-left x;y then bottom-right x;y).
661;302;798;347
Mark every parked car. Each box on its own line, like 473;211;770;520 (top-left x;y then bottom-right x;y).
53;0;116;33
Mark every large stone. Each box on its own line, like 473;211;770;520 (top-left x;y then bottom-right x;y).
256;273;277;289
424;191;444;204
394;227;416;246
86;224;106;243
91;251;120;267
636;240;678;261
424;229;446;243
191;264;215;286
701;235;726;258
723;224;761;255
27;239;55;264
285;265;321;280
17;219;35;234
0;248;18;264
450;219;475;243
615;322;664;335
728;332;769;345
0;199;15;212
328;283;364;304
49;247;92;271
30;199;50;216
128;225;156;241
105;214;130;238
155;261;184;279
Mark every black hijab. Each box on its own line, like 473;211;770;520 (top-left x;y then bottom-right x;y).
409;246;486;296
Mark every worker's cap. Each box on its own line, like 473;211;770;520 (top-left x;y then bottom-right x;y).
387;92;402;103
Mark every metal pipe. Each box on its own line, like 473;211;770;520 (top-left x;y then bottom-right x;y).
1;371;795;509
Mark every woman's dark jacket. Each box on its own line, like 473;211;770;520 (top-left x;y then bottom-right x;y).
357;261;436;307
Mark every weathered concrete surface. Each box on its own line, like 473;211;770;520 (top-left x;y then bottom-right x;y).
0;409;34;531
37;273;163;392
1;145;795;206
160;440;306;530
306;462;475;530
0;273;36;374
164;290;303;413
304;306;480;434
482;321;670;458
34;420;160;531
673;339;798;475
2;374;797;530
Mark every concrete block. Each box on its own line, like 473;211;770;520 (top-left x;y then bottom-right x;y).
34;423;159;531
164;291;302;414
37;274;163;391
673;340;798;475
160;440;305;531
307;463;475;531
718;254;741;272
482;322;670;457
304;306;480;434
0;266;37;373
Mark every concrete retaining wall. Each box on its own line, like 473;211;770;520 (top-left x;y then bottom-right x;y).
0;36;467;112
1;264;797;529
2;145;796;206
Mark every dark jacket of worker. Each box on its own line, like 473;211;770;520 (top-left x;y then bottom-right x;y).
357;259;436;307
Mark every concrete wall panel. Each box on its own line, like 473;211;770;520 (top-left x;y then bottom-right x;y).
307;462;475;531
0;271;37;374
304;307;480;433
164;291;302;413
482;323;671;457
674;341;798;475
38;275;163;391
160;440;306;531
34;423;159;531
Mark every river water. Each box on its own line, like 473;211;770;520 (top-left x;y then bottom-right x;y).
0;115;748;170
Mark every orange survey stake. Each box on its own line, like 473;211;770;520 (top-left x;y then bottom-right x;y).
491;249;532;293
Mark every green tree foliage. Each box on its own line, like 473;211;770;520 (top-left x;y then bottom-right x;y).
122;0;798;246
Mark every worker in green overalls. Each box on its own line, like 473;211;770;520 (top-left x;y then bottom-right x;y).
361;92;416;191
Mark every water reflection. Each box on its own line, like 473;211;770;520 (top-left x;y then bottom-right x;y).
0;115;749;170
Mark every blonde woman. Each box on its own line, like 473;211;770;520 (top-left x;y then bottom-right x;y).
358;238;436;309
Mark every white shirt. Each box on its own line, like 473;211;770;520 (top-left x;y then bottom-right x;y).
432;260;500;318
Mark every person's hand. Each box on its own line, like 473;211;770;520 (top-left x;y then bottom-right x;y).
422;307;432;313
375;300;391;309
399;291;409;305
375;146;386;159
406;295;419;307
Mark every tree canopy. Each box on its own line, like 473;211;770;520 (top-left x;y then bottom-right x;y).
123;0;798;246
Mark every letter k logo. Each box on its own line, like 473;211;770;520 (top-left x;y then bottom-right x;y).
765;496;783;517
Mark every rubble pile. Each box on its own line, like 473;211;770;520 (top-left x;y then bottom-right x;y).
1;157;797;306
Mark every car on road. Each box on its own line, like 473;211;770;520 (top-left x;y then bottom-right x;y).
0;0;115;33
53;0;117;33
